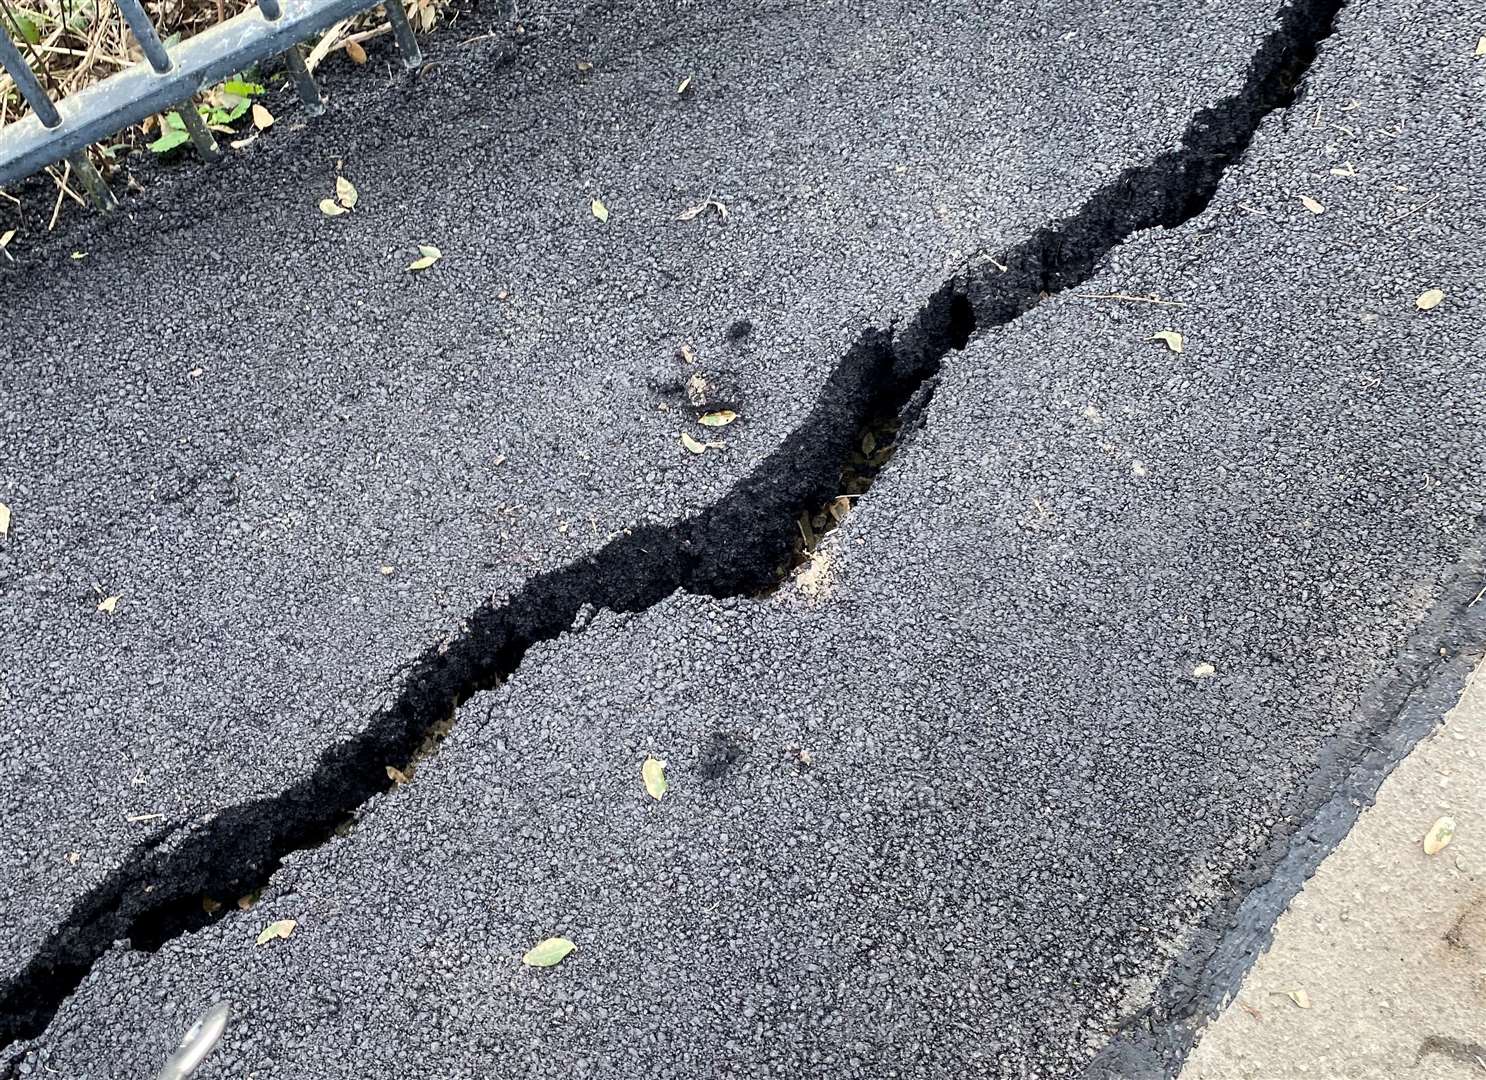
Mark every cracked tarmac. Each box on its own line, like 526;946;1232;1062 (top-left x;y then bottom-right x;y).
1;0;1484;1074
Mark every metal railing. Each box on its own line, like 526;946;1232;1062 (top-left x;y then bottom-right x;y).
0;0;421;206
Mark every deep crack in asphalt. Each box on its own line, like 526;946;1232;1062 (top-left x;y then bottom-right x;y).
0;0;1348;1055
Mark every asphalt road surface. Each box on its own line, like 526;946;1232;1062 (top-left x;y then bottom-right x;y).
1;0;1483;1075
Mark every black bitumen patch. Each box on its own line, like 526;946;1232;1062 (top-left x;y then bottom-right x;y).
0;0;1348;1054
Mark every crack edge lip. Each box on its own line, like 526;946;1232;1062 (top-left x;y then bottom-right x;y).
0;0;1411;1066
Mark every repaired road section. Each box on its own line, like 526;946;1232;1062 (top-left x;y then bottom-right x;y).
0;0;1294;1044
4;0;1481;1074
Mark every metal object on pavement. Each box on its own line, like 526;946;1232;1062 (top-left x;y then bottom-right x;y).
0;0;425;207
155;1001;231;1080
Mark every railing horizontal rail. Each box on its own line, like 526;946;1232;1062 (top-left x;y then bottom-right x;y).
0;0;416;192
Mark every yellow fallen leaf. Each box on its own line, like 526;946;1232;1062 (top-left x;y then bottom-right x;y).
522;936;576;967
576;60;593;72
319;198;348;217
677;75;692;95
1415;288;1446;311
642;756;668;800
1285;988;1311;1009
345;38;368;64
71;251;86;260
336;176;358;210
97;594;121;615
255;918;297;945
1151;330;1184;353
591;198;609;223
1476;35;1486;56
698;410;736;427
1193;662;1216;678
0;501;9;536
680;431;707;455
1299;195;1325;215
406;244;442;271
1424;815;1456;855
251;103;274;130
386;765;409;785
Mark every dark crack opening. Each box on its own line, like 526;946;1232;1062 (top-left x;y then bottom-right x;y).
1;0;1348;1056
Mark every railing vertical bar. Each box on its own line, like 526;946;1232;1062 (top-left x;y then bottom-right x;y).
0;21;63;127
173;98;222;161
1;22;115;207
280;43;324;116
382;1;421;70
67;152;117;209
114;0;172;73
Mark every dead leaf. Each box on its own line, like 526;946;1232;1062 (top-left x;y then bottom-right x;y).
1329;162;1355;177
97;594;121;615
698;410;736;427
386;765;410;785
228;134;259;150
680;431;707;455
677;342;698;364
576;59;593;72
406;244;442;271
677;199;727;222
677;75;692;95
522;936;576;967
828;496;852;523
1192;662;1216;679
1299;195;1326;215
1424;815;1456;855
1416;288;1446;311
1476;35;1486;56
642;756;667;800
1151;330;1184;353
1285;988;1311;1009
0;229;14;263
319;198;348;217
255;919;297;945
336;176;358;210
591;198;609;223
201;896;221;913
0;502;9;537
251;103;274;130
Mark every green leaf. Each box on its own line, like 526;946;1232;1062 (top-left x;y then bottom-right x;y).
11;13;41;45
222;78;265;97
149;128;191;154
208;97;250;126
163;111;186;131
522;936;576;968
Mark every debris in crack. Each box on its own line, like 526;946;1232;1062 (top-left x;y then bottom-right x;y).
0;0;1349;1052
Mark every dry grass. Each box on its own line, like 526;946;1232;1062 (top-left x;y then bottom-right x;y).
0;0;440;221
